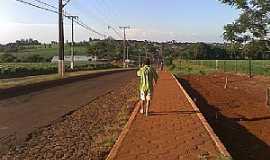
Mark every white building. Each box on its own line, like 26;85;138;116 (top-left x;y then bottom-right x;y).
51;55;97;63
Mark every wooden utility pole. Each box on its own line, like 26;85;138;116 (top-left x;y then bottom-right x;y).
119;26;130;68
145;46;148;58
66;15;78;70
58;0;65;77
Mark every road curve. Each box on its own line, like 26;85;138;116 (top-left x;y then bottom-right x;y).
0;71;136;146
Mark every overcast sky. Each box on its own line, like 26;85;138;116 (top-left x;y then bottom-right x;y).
0;0;239;44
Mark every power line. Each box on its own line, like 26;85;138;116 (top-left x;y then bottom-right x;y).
67;0;122;40
63;0;72;6
75;18;107;38
70;3;114;38
92;0;122;36
32;0;72;17
16;0;58;14
108;25;122;38
33;0;57;9
100;0;121;21
15;0;106;38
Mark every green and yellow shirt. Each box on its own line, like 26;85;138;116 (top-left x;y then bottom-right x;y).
137;65;158;93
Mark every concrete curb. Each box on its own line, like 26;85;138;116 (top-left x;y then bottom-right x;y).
171;73;231;158
106;101;140;160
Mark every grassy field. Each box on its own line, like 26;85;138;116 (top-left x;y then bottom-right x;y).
0;62;116;79
0;45;89;60
169;59;270;77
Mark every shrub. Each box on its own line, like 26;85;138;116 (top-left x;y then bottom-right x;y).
0;54;17;63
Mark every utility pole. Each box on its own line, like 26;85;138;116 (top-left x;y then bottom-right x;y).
138;51;141;67
126;45;129;67
119;26;130;68
145;46;148;58
58;0;65;77
160;44;163;65
66;15;78;70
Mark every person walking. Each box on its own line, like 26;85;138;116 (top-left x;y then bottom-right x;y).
137;58;158;116
160;60;164;71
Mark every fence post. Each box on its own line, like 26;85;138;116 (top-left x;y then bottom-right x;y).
249;59;252;78
223;60;226;72
267;88;270;107
235;58;238;73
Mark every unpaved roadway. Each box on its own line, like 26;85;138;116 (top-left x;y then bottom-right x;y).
0;70;135;150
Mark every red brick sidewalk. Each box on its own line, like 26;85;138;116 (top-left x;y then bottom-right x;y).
108;71;228;160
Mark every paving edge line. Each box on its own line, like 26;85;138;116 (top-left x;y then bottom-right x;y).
105;101;140;160
171;73;231;158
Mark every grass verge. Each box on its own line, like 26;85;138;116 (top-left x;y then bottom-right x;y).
0;68;132;90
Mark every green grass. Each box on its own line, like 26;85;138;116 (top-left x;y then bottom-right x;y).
169;59;270;77
2;45;89;60
168;60;216;77
0;62;117;79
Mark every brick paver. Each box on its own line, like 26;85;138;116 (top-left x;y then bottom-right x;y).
111;71;222;160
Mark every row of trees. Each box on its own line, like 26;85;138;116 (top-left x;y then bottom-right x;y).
162;41;270;60
0;38;42;53
87;39;161;60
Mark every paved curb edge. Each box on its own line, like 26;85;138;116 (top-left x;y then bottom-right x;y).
171;73;231;158
105;101;140;160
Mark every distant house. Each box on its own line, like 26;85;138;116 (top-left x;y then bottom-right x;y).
51;55;96;63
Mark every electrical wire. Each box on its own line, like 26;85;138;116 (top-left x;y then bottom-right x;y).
15;0;107;38
32;0;57;9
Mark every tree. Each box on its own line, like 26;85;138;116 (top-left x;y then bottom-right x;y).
220;0;270;42
242;40;270;59
191;43;210;59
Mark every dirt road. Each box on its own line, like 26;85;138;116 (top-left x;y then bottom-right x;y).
0;71;135;150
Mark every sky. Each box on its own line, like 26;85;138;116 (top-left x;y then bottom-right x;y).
0;0;239;44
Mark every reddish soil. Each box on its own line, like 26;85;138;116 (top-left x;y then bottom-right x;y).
0;71;135;152
181;73;270;160
112;72;221;160
1;78;138;160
